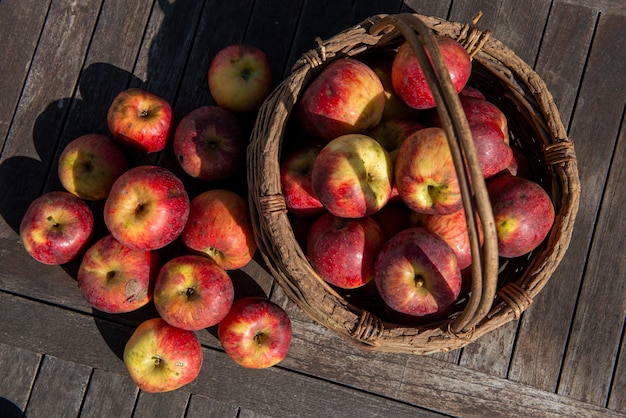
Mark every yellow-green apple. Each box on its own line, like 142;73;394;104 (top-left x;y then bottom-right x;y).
306;213;385;289
359;53;422;121
123;317;203;393
392;37;471;109
20;191;94;265
208;44;272;113
154;255;234;331
57;134;129;201
104;165;190;251
77;235;160;313
181;189;256;270
217;296;292;369
374;227;462;316
296;58;385;142
410;208;483;270
107;88;174;153
173;105;245;181
394;127;462;215
487;173;555;258
311;134;393;218
280;145;325;216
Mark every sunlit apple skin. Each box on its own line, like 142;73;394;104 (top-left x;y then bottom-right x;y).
107;88;173;153
154;255;234;331
410;208;483;270
208;44;272;113
20;191;94;265
77;235;160;313
181;189;256;270
57;134;129;201
104;165;190;251
297;58;385;142
488;173;555;258
392;37;471;110
280;145;325;216
311;134;393;218
394;127;462;215
307;213;385;289
374;227;461;316
217;297;292;369
123;318;203;393
173;105;245;181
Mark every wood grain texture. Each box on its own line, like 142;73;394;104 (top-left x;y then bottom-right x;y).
134;390;191;418
186;394;239;417
0;343;41;413
401;0;453;18
79;369;139;417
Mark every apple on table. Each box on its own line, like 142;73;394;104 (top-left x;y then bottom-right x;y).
107;88;174;153
124;317;203;393
78;235;160;314
208;44;272;113
20;191;94;265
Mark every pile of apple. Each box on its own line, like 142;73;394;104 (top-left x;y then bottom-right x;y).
280;35;555;321
19;45;293;393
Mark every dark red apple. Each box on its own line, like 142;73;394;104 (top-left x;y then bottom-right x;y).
280;145;325;216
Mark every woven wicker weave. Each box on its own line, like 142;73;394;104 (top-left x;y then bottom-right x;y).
247;13;580;354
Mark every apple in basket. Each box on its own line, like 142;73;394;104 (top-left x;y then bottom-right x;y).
104;165;190;251
208;44;272;113
173;105;246;182
77;235;160;314
124;318;203;393
311;134;393;218
57;133;129;201
367;118;426;163
296;58;386;143
154;255;234;331
374;227;462;317
487;173;555;258
218;297;292;369
181;189;256;270
107;88;174;153
394;127;462;215
20;191;94;265
410;207;484;271
280;145;325;216
392;36;472;109
307;213;385;289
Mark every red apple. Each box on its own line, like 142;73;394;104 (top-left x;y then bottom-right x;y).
371;202;413;241
173;105;245;181
208;44;272;113
77;235;160;313
392;36;471;109
367;118;425;163
154;255;234;331
459;85;485;100
104;165;190;251
410;207;483;270
296;58;385;142
107;88;173;153
57;134;129;201
488;173;555;258
307;213;385;289
311;134;393;218
374;227;462;316
218;297;292;369
123;318;203;393
280;145;325;216
394;127;462;215
20;191;94;265
181;189;256;270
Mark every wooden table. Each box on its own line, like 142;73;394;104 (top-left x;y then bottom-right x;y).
1;1;624;416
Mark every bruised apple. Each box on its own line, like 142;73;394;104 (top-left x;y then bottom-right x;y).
181;189;256;270
297;58;385;142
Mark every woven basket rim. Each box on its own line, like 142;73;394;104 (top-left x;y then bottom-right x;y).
247;12;581;355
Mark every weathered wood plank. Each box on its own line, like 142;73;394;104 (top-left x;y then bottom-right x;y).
186;394;239;418
0;0;102;239
0;0;51;151
351;0;404;24
79;368;139;418
0;343;41;414
609;323;626;412
400;0;453;18
25;355;91;418
134;390;191;418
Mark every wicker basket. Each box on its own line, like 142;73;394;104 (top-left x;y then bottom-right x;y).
247;13;580;354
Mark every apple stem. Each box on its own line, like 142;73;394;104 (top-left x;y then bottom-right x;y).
186;287;195;298
253;332;266;347
414;275;425;288
152;356;162;366
140;109;149;118
46;216;60;228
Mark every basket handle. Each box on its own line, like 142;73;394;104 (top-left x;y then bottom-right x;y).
370;14;499;333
